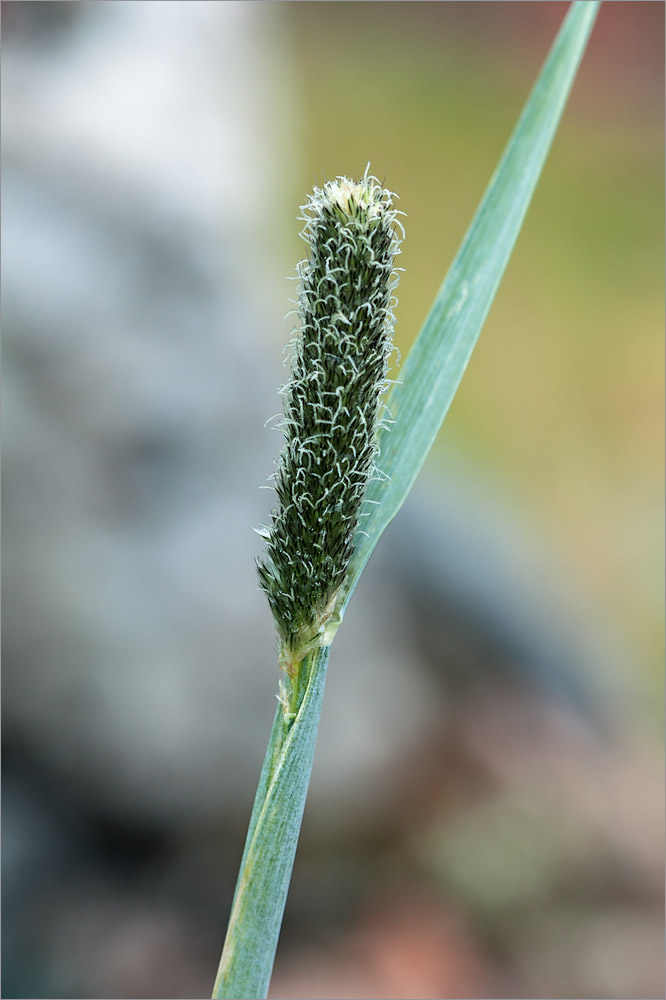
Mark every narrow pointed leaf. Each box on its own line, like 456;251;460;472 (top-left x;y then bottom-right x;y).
342;0;599;606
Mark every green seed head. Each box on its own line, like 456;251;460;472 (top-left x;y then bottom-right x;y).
257;170;402;664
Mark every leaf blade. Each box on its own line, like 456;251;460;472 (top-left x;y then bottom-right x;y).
343;0;600;606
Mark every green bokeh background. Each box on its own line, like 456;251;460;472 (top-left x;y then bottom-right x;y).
277;1;664;703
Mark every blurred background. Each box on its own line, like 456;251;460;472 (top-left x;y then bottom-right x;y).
2;2;663;998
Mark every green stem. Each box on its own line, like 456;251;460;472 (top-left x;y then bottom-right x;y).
212;646;329;999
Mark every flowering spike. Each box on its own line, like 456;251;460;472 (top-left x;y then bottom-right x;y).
257;171;402;711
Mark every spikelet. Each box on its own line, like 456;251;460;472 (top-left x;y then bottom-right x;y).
257;170;402;708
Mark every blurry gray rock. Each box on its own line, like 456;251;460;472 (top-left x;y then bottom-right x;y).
1;1;443;831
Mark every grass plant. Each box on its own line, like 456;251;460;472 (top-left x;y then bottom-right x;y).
212;4;599;997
